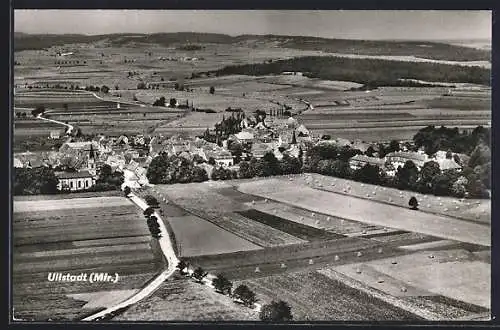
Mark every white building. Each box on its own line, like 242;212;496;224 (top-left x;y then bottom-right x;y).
56;171;95;191
385;151;429;170
348;154;386;170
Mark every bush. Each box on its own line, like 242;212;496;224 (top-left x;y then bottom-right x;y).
259;300;293;322
409;196;419;210
123;186;131;196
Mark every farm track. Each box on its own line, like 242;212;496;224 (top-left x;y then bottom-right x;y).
81;192;179;321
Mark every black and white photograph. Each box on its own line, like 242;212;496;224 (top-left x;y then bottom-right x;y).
11;9;491;322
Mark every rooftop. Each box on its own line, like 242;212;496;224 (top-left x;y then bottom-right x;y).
56;170;94;179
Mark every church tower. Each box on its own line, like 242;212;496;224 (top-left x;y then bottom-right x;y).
88;143;97;176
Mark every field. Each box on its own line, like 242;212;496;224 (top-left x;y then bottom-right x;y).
286;173;491;224
150;183;309;249
114;277;258;321
320;248;491;318
237;178;490;247
234;270;421;321
163;214;262;257
13;195;163;321
14;37;490;143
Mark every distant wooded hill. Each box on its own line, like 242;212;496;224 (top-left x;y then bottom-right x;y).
14;32;490;62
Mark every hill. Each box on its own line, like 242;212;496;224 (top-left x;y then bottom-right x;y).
13;32;490;62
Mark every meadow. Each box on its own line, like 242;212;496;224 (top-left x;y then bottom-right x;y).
13;195;163;321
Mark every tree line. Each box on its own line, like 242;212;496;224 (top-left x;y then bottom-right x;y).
176;260;293;321
210;56;490;86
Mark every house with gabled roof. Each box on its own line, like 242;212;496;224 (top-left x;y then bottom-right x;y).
56;170;95;191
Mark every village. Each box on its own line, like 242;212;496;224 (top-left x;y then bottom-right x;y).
14;106;474;198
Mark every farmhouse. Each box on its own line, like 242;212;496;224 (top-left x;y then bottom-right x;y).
56;170;95;191
385;151;429;169
348;154;386;170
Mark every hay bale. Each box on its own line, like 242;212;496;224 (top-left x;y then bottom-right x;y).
378;248;383;253
255;267;261;273
308;259;314;265
401;286;407;292
334;255;340;261
356;268;362;274
356;251;363;257
280;263;287;269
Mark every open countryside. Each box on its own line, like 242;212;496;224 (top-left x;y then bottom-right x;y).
12;10;491;323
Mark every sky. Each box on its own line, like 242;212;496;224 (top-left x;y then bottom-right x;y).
14;10;492;41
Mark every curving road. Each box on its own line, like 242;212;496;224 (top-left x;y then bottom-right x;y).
37;113;74;135
81;192;179;321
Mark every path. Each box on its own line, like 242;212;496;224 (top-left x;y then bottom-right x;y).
89;91;147;108
81;192;179;321
36;113;74;135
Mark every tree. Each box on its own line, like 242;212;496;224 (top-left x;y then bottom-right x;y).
137;82;147;89
212;274;233;295
262;152;281;177
147;216;161;238
176;259;189;275
208;157;216;165
418;161;441;193
143;207;155;217
31;105;46;117
192;267;208;283
169;98;177;107
353;164;383;185
395;160;419;190
259;300;293;322
365;146;376;157
409;196;419;210
153;96;166;107
279;154;302;175
145;195;159;207
432;170;460;196
237;161;254;179
451;176;468;198
123;186;131;196
16;112;21;119
388;140;401;153
209;86;215;94
13;167;59;195
232;284;257;307
101;85;110;94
